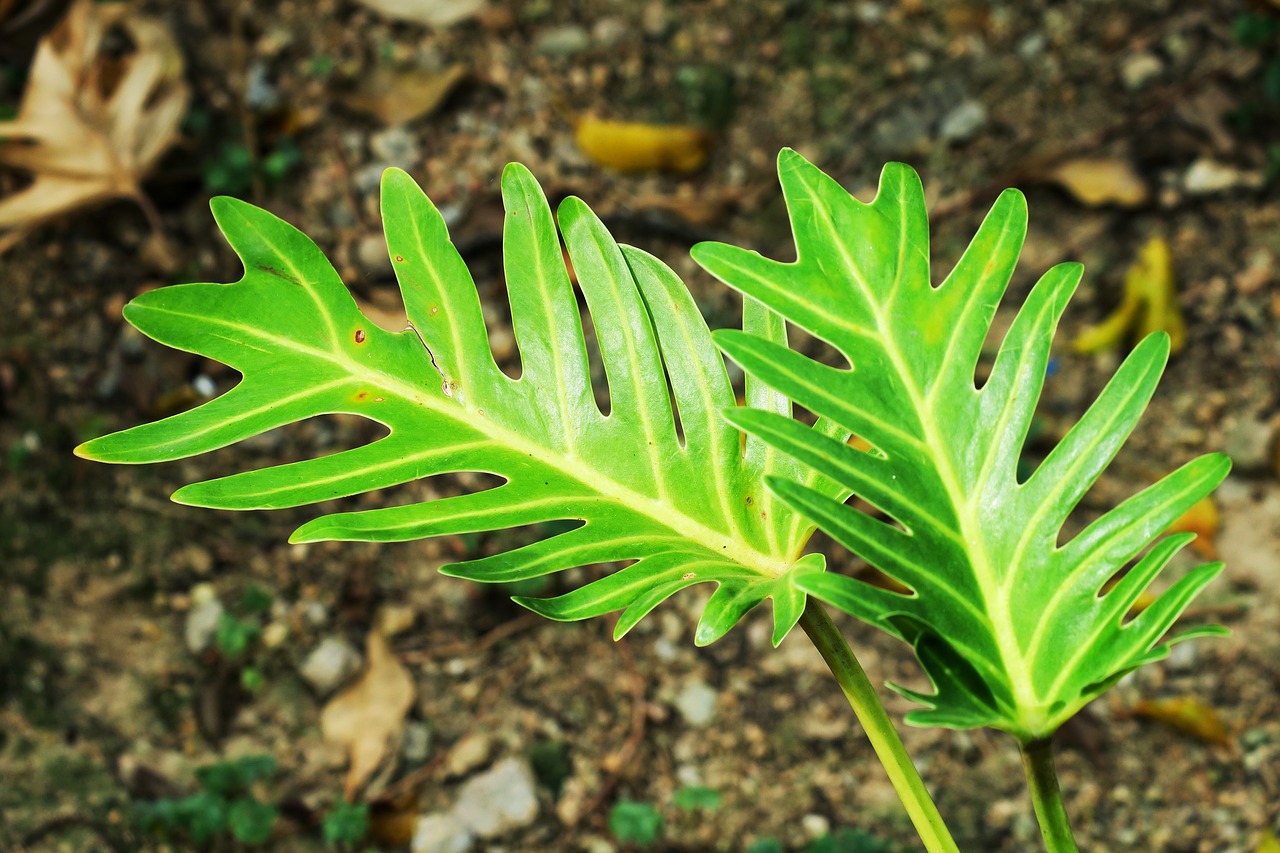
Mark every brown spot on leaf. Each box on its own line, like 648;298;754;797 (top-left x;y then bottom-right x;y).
355;329;366;343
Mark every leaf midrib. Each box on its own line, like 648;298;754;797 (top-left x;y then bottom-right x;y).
798;167;1036;715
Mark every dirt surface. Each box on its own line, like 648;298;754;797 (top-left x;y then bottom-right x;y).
2;1;1280;851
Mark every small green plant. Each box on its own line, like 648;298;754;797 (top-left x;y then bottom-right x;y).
321;800;370;847
213;583;273;691
80;153;1228;852
134;754;279;846
608;799;664;847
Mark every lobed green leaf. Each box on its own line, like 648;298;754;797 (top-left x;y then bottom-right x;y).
77;164;849;646
694;150;1230;739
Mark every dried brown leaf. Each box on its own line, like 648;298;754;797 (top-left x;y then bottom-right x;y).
0;0;188;253
1042;157;1149;207
338;64;468;126
321;630;415;798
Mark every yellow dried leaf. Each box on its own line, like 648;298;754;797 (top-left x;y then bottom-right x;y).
1131;696;1231;747
0;1;188;254
1257;829;1280;853
1072;237;1185;354
1044;157;1149;207
574;117;713;173
1167;494;1221;560
339;64;468;126
321;631;415;798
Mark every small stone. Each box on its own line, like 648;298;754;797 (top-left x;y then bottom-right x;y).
369;126;421;170
873;104;931;155
177;544;214;576
1183;158;1265;196
412;811;474;853
261;621;289;649
1235;249;1274;296
534;24;591;57
402;722;433;764
299;636;363;695
184;585;224;654
591;17;627;47
445;732;493;778
672;679;718;728
1224;418;1277;474
451;757;540;838
801;813;830;839
300;600;329;627
938;100;987;143
357;234;388;270
1120;52;1162;91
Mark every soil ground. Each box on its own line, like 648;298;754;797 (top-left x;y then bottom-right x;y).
2;1;1279;851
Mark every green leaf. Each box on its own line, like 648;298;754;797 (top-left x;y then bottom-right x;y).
693;150;1230;740
76;164;846;646
672;784;722;813
322;801;369;846
608;799;663;846
228;797;278;845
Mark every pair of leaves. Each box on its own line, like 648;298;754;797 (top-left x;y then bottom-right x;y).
77;161;840;650
80;152;1226;742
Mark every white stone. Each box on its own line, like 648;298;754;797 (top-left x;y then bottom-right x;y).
445;733;492;778
299;636;362;695
673;679;717;728
411;811;473;853
1121;52;1163;90
1183;159;1264;196
184;586;224;654
939;100;988;143
451;758;540;838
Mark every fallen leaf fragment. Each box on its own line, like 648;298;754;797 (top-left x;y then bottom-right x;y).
1042;157;1149;207
354;0;485;27
574;117;713;173
0;0;189;254
1166;495;1221;560
1072;236;1185;354
1131;696;1232;747
321;630;415;798
339;64;468;126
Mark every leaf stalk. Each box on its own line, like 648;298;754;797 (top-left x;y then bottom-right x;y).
798;601;960;853
1019;737;1079;852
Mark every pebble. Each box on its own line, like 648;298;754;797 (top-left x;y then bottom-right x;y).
801;813;830;839
451;757;541;838
1183;158;1265;196
1121;52;1163;90
534;24;591;57
873;103;931;154
412;811;474;853
938;99;988;143
299;636;363;694
673;679;718;728
402;721;433;763
1223;418;1277;474
184;585;224;654
369;126;421;171
591;17;628;47
445;732;493;778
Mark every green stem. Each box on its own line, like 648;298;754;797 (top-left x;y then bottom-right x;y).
1019;738;1079;853
799;600;960;853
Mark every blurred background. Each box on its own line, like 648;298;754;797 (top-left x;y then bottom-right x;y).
1;1;1278;851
